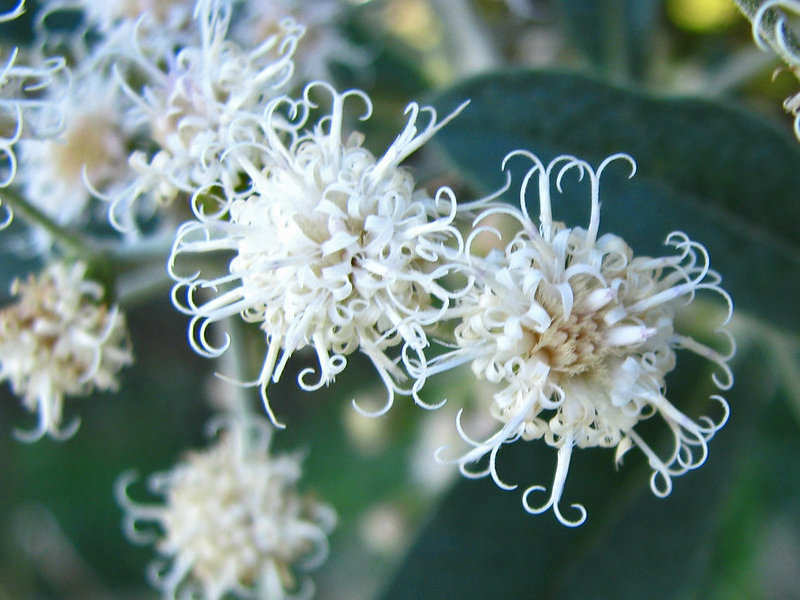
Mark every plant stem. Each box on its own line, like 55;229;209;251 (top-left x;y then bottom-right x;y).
429;0;501;76
704;48;778;95
606;0;631;83
1;187;95;258
104;224;178;266
115;260;172;308
217;317;259;422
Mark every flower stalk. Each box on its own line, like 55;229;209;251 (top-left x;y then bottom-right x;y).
1;188;95;259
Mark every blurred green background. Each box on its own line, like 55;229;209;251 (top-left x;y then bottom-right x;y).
1;0;799;598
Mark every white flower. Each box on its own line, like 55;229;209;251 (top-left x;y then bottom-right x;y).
108;0;303;227
433;151;734;526
169;81;469;427
0;3;69;228
750;0;800;139
0;261;133;442
15;65;140;240
116;418;336;600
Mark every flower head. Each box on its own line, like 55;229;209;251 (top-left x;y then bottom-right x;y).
435;151;734;526
16;65;139;239
117;418;336;600
107;0;304;227
170;82;469;426
0;5;69;228
231;0;367;84
0;261;133;441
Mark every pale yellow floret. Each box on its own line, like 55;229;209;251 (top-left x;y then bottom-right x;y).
435;151;733;527
117;419;335;600
0;262;133;441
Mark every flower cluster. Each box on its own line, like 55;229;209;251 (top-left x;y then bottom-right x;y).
107;0;304;223
26;0;305;232
0;261;133;441
431;151;733;525
169;81;471;426
16;64;141;242
0;7;741;595
117;418;336;600
0;3;68;228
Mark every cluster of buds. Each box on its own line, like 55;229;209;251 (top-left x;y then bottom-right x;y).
0;261;132;441
117;418;335;600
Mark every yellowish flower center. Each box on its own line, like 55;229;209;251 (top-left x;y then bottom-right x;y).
52;114;122;185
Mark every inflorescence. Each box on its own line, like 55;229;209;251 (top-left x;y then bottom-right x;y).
0;4;739;598
0;261;132;441
117;418;336;600
431;151;733;526
169;81;471;426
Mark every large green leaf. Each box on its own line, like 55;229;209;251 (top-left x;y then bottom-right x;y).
379;70;800;599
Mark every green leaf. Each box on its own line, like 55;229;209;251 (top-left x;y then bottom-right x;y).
379;70;800;599
430;69;800;332
556;0;662;79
